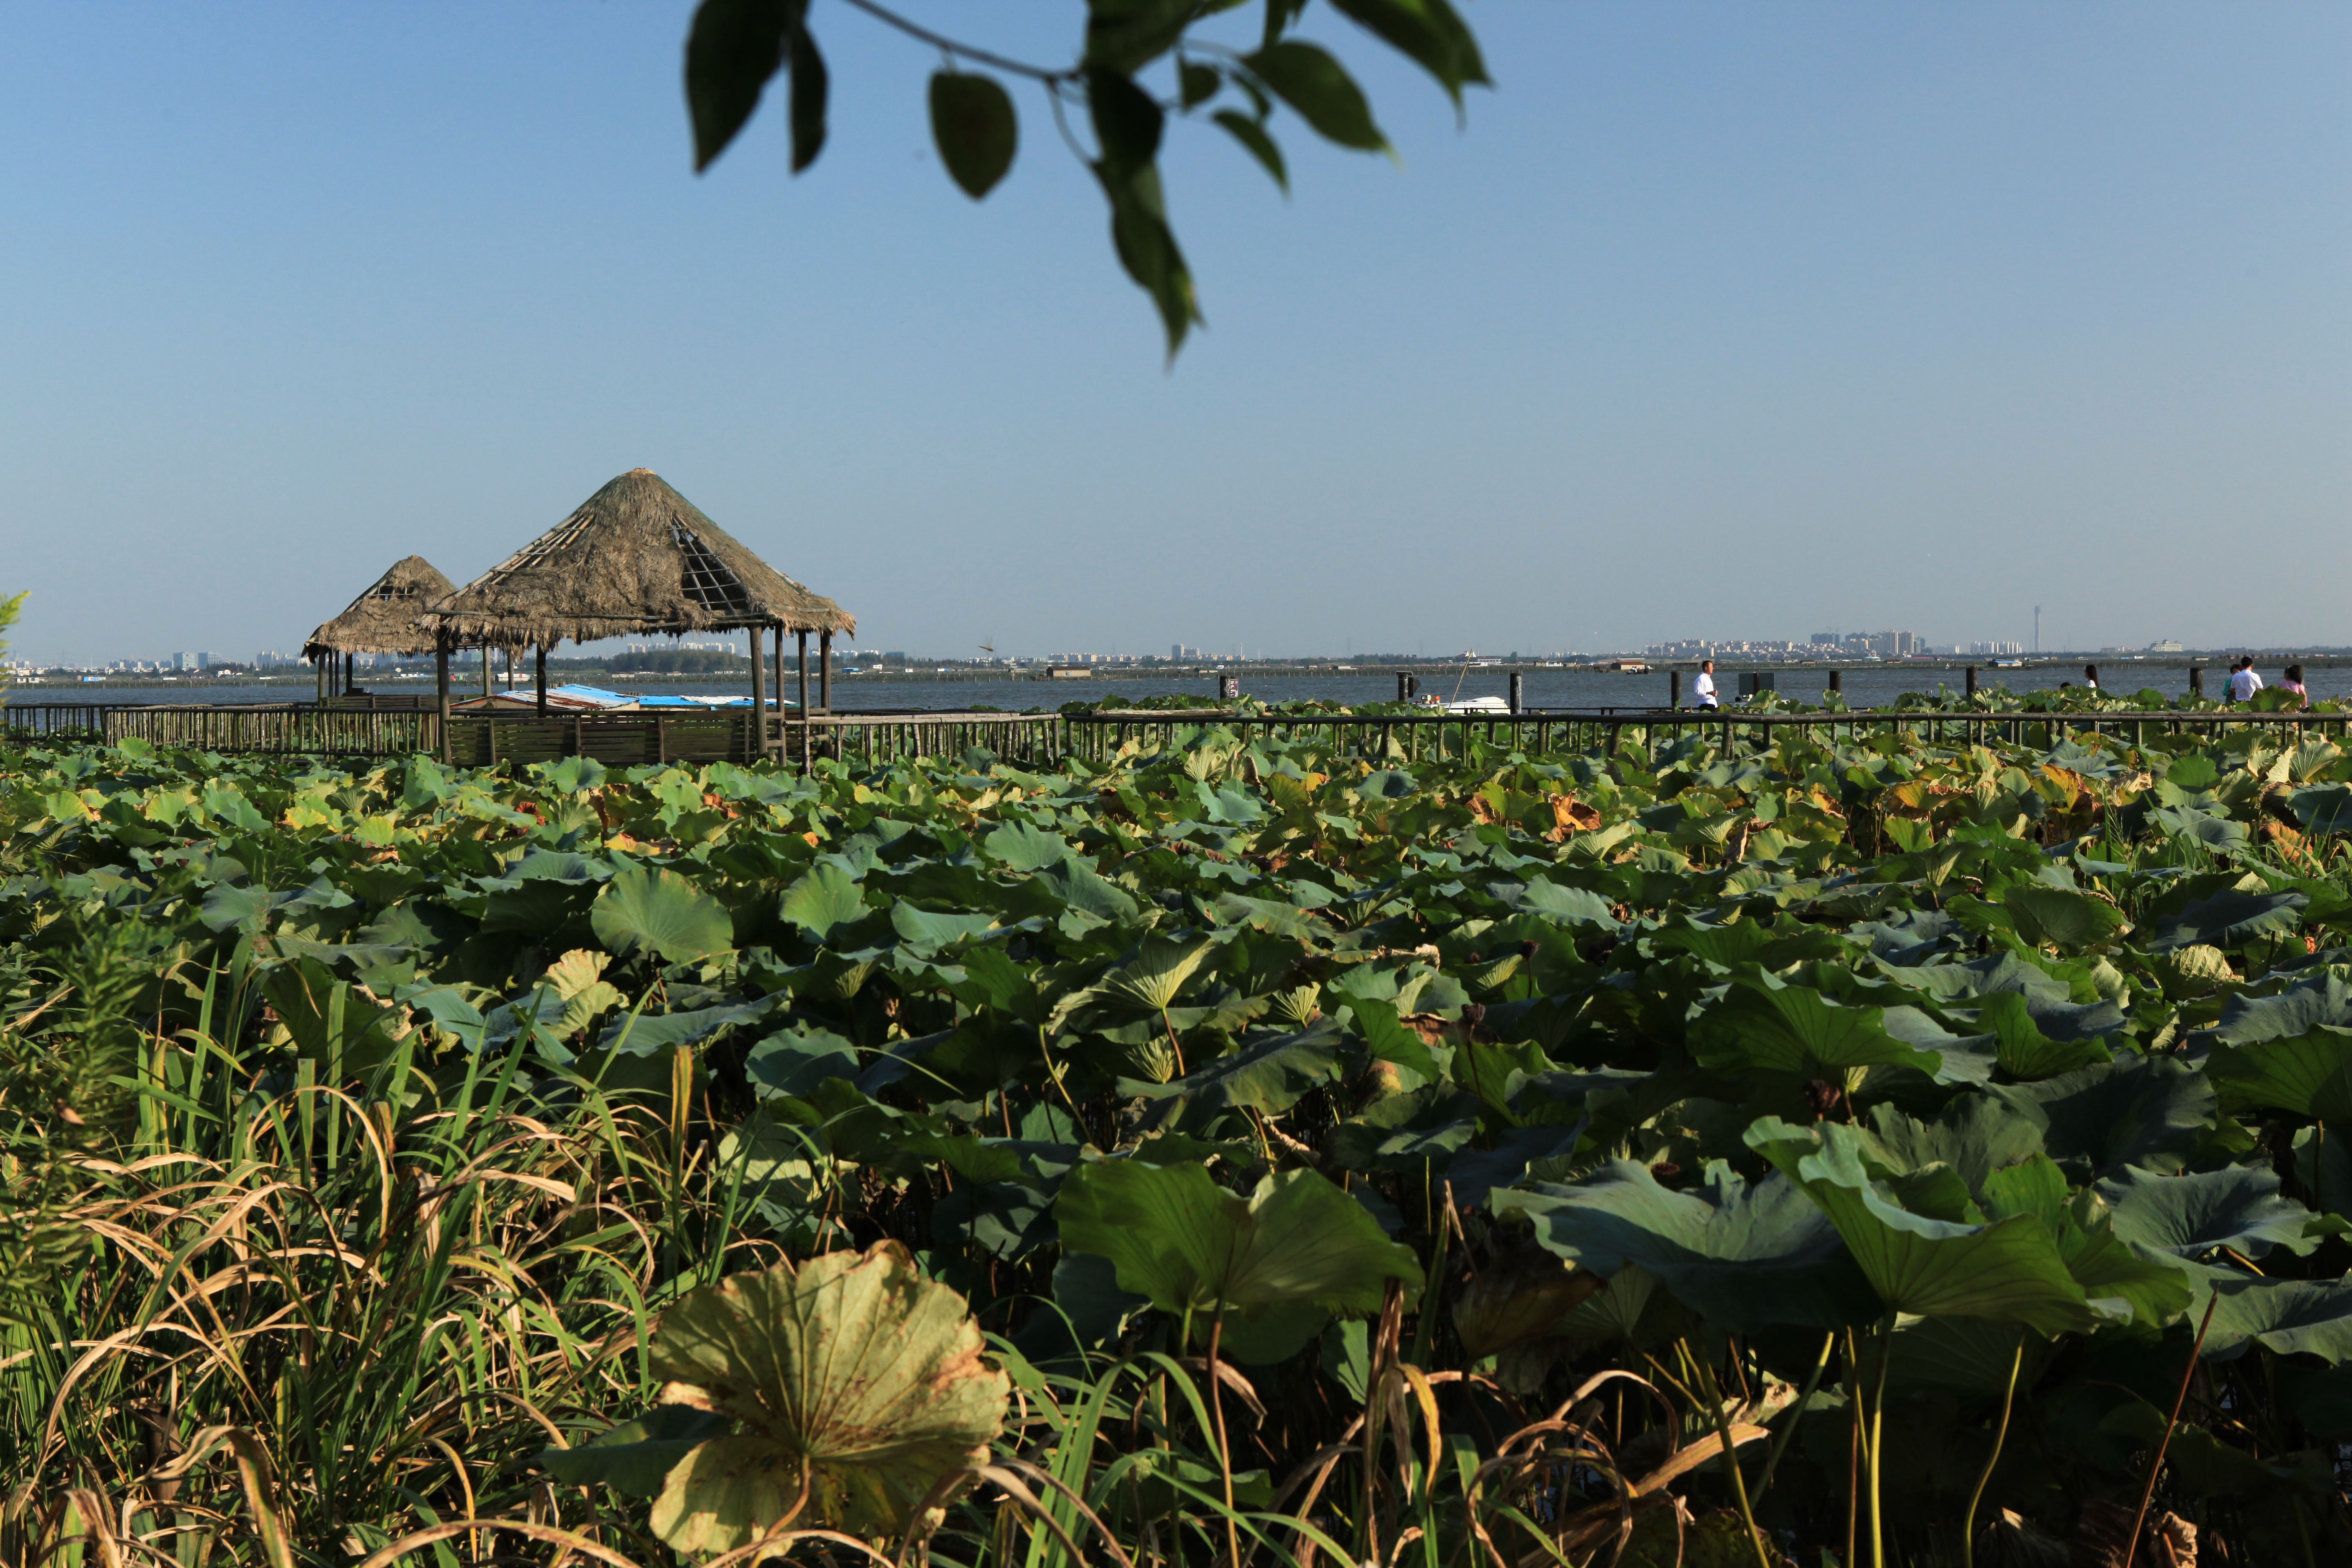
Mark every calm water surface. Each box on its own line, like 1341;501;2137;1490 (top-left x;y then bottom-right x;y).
14;663;2349;712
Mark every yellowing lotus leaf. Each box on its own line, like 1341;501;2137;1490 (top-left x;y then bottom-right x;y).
647;1240;1008;1551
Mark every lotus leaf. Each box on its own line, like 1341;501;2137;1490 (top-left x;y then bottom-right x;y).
646;1240;1009;1545
2097;1163;2324;1265
2003;885;2126;951
2148;887;2307;952
1986;1057;2217;1178
1688;980;1963;1084
1054;1161;1423;1351
592;862;735;963
780;861;868;942
536;1406;731;1499
1746;1119;2100;1334
1494;1158;1877;1331
2200;1276;2352;1364
2205;1032;2352;1121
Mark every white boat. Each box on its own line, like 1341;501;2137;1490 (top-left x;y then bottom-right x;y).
1414;694;1511;715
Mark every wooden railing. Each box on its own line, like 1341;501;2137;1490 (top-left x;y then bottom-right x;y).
1062;706;2352;762
758;711;1066;769
7;701;2346;770
0;703;436;754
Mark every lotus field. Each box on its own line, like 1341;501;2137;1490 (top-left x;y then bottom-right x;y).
10;717;2352;1567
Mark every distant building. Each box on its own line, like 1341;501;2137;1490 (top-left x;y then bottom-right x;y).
1841;630;1921;658
1171;644;1202;660
1967;641;2024;656
2146;639;2184;654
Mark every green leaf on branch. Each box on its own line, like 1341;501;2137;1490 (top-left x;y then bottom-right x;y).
929;72;1018;199
788;19;828;172
1241;41;1389;153
1179;59;1222;110
1328;0;1490;104
1085;0;1199;73
1212;110;1289;192
685;0;800;171
1088;68;1165;173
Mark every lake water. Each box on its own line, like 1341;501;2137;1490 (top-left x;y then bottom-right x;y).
13;661;2347;712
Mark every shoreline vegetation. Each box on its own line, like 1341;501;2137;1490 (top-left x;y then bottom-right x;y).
5;705;2352;1565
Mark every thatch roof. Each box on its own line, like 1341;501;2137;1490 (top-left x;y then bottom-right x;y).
303;555;461;660
428;469;855;647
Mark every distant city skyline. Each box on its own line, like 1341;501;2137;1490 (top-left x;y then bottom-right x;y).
9;629;2337;680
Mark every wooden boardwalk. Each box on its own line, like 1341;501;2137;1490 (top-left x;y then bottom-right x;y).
4;700;2344;769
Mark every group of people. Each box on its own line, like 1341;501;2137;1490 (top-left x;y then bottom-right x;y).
1680;656;2314;710
2071;658;2308;706
2220;656;2310;707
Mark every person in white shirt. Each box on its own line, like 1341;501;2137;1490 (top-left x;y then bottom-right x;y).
2228;658;2264;704
1691;659;1720;709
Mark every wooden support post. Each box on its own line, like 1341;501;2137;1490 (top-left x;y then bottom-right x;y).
2188;666;2204;700
748;624;765;741
1828;669;1842;696
435;644;451;763
535;644;548;716
1670;671;1682;708
1396;671;1409;703
818;629;833;713
481;647;492;700
1509;671;1524;714
1965;665;1978;699
343;653;353;695
771;623;786;756
315;657;326;705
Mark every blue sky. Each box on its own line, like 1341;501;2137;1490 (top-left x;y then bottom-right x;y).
3;3;2345;663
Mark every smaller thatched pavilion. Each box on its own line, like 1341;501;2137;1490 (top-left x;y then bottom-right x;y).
303;555;463;702
427;469;855;742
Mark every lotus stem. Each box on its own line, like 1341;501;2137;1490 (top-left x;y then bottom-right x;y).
1208;1310;1241;1568
2123;1293;2219;1568
1844;1328;1862;1568
1687;1340;1774;1568
1753;1330;1836;1507
1961;1329;2025;1568
1869;1313;1894;1568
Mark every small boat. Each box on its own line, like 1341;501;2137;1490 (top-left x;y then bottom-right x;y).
1414;694;1511;715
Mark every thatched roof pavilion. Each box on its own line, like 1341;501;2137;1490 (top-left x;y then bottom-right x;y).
429;469;854;647
303;555;460;662
426;469;855;738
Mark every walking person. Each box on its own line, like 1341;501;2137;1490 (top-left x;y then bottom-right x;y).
1691;658;1720;710
2227;657;2264;704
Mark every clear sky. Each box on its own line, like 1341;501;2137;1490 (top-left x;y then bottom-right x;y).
3;3;2345;664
